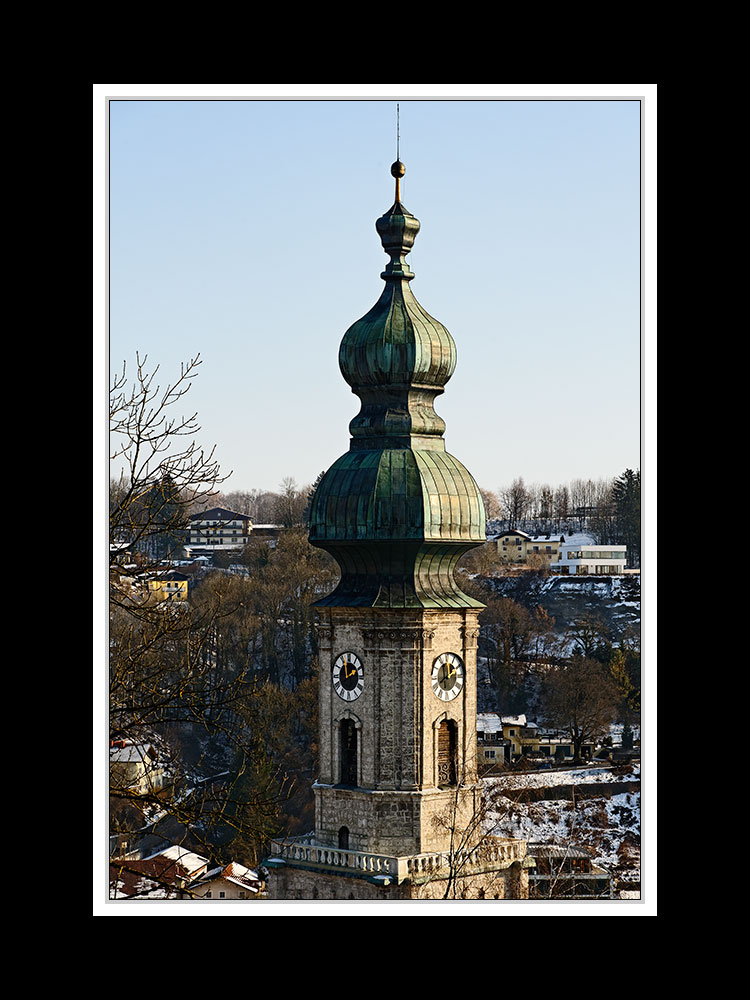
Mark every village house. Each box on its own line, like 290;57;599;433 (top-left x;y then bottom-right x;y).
494;531;564;568
109;740;166;796
191;862;263;900
109;846;211;899
185;507;253;553
146;569;189;601
550;542;627;575
477;713;595;764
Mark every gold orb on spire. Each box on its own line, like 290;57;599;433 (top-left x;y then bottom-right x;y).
391;160;406;178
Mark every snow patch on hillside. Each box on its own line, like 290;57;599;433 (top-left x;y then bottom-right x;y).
483;772;641;885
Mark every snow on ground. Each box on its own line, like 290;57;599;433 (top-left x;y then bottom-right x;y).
486;786;640;873
488;763;639;791
483;767;641;881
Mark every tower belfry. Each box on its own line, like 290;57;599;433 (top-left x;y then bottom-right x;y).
266;160;531;900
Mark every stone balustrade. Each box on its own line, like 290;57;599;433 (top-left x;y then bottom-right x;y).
268;835;526;884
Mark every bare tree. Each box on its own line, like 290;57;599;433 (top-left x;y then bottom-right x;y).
109;355;286;889
480;487;502;521
416;747;533;900
499;477;531;529
274;477;309;528
542;655;619;762
553;485;570;528
110;353;227;573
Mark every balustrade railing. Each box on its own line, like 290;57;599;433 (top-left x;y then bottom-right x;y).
268;835;525;882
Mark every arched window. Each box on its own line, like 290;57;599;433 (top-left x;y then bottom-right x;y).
338;826;350;850
437;719;458;786
340;719;357;786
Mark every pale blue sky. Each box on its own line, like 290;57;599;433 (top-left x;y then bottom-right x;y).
106;90;645;496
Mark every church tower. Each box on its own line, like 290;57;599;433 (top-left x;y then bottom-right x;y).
266;160;530;900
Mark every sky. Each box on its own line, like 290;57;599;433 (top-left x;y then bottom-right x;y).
103;86;650;499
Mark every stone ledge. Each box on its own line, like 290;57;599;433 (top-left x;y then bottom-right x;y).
266;834;530;886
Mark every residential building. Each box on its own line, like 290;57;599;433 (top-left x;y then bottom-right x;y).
477;714;595;762
495;529;530;563
495;531;564;567
186;507;252;551
191;862;263;899
146;570;189;601
109;846;210;899
476;713;512;765
110;741;166;796
552;542;627;575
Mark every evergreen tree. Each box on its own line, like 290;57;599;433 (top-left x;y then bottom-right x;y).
612;469;641;567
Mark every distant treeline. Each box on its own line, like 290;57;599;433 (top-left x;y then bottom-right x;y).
482;471;640;567
214;468;641;568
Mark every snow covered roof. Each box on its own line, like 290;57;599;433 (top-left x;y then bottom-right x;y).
477;713;503;733
193;861;261;893
146;845;210;876
221;862;260;890
110;743;156;764
477;713;529;731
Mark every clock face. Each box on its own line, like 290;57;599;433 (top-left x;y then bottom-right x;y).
431;652;465;702
332;652;364;702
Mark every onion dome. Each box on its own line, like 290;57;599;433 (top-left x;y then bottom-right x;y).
338;161;456;448
309;162;486;609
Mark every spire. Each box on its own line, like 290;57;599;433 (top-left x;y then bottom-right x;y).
338;160;456;447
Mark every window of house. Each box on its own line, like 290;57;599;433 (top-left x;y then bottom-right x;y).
219;891;225;898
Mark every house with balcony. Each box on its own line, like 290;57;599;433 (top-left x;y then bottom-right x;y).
494;532;564;568
185;507;252;553
552;542;627;575
495;530;530;564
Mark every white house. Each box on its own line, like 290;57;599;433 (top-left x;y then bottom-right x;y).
186;507;252;552
110;741;165;795
552;542;627;575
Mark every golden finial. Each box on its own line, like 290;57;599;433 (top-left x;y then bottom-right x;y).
391;159;405;202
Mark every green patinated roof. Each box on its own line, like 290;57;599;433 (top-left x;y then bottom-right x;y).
309;163;486;609
339;280;456;391
309;449;484;543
